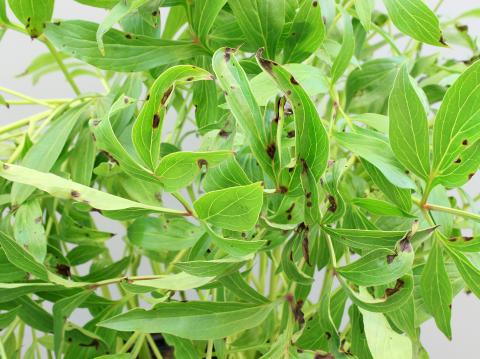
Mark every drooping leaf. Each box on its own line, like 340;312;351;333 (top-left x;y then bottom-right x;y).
45;20;206;72
194;182;264;231
389;64;430;180
420;240;452;339
331;14;355;84
8;0;54;37
228;0;284;58
383;0;443;46
283;0;325;63
99;301;274;340
432;60;480;187
132;65;213;170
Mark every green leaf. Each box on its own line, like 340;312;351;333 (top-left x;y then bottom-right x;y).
334;130;416;189
45;20;206;72
69;128;96;186
66;245;106;266
8;0;54;37
124;272;214;292
337;244;414;286
132;65;213;170
212;48;274;180
283;0;325;63
11;105;86;205
227;0;284;58
203;224;265;257
163;334;198;359
281;234;314;285
352;198;415;218
53;291;92;356
331;14;355;84
0;307;19;330
0;230;49;281
190;0;226;45
0;283;59;303
194;183;264;231
359;303;413;359
432;60;480;187
256;49;329;181
362;159;412;212
388;64;430;180
219;272;269;304
447;236;480;253
444;244;480;299
383;0;443;46
203;157;251;192
250;63;328;106
420;240;452;339
13;198;47;262
175;257;245;277
355;0;374;31
0;162;185;218
128;216;201;252
387;295;416;339
156;150;233;192
99;301;274;339
96;0;149;55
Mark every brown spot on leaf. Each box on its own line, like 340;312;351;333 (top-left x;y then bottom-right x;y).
56;264;71;277
286;202;295;213
386;254;397;264
293;300;305;325
462;139;469;145
277;186;288;194
186;77;194;81
399;237;412;252
266;143;276;159
290;76;299;85
2;163;9;170
302;236;311;265
125;33;132;39
286;90;292;96
287;130;295;138
224;47;234;61
35;216;42;224
468;173;475;180
306;201;313;207
439;36;448;46
71;190;80;198
327;195;337;212
287;214;293;220
454;158;462;164
197;159;208;168
218;129;230;138
385;279;405;297
152;113;160;129
161;86;173;105
313;1;319;7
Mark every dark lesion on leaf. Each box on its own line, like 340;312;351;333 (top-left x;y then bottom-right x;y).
71;190;80;198
152;113;160;129
454;157;462;164
290;76;299;85
302;235;311;265
218;129;230;138
56;264;71;277
197;159;208;169
287;130;295;138
384;278;405;297
161;86;174;105
125;33;133;39
2;163;9;170
386;253;397;264
327;194;337;212
266;143;276;159
277;186;288;194
462;139;469;145
224;47;235;61
255;48;279;73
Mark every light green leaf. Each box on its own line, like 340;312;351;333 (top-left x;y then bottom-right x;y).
0;283;59;303
99;301;274;340
14;199;47;262
352;198;415;218
250;63;329;106
283;0;325;63
203;224;265;257
0;162;185;218
190;0;226;45
11;105;86;205
175;257;245;277
163;334;198;359
362;159;412;212
45;20;206;72
383;0;443;46
127;272;213;291
432;60;480;187
360;303;413;359
444;244;480;299
128;216;201;252
228;0;284;58
256;49;329;181
219;272;269;304
421;240;452;339
212;48;274;180
335;131;416;189
337;244;414;286
69;128;95;186
203;157;251;192
194;183;264;231
132;65;213;170
96;0;148;55
8;0;54;37
66;245;106;266
389;64;430;180
156;150;233;192
355;0;374;31
447;236;480;253
331;14;355;84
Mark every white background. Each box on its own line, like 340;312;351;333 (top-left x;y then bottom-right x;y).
0;1;479;358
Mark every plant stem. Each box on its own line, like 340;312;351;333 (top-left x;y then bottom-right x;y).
171;191;194;215
206;340;214;359
325;233;337;268
0;110;50;135
118;331;142;354
371;23;402;55
130;334;146;358
423;203;480;222
41;37;81;96
146;334;163;359
0;86;54;107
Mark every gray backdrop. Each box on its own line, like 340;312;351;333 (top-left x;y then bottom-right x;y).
0;1;479;358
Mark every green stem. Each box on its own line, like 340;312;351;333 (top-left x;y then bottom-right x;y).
371;23;402;55
206;340;214;359
171;192;194;215
130;334;146;358
146;334;164;359
118;331;142;354
0;110;50;135
324;233;337;268
0;86;54;107
424;203;480;222
42;37;81;96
